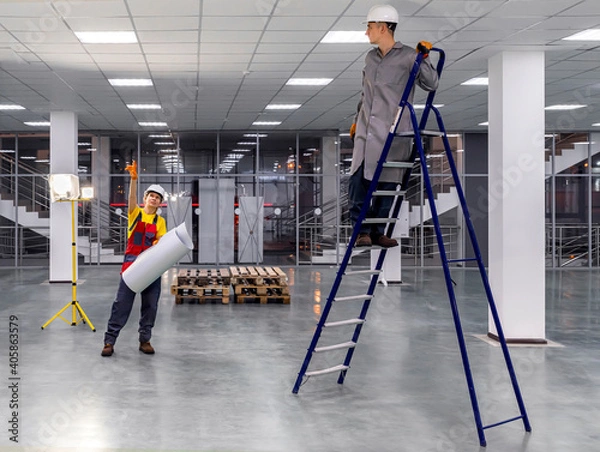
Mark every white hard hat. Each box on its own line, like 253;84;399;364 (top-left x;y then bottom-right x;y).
144;184;166;201
364;4;399;24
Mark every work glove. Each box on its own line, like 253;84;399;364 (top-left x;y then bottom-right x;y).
416;40;432;58
349;123;356;141
125;160;138;180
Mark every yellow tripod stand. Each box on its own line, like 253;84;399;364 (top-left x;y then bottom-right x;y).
42;199;95;332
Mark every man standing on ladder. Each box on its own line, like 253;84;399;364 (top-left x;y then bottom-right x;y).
349;4;439;247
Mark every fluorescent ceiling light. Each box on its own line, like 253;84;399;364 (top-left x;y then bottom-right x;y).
78;142;91;146
154;142;175;145
0;104;25;110
75;31;137;44
286;78;333;86
321;31;369;44
545;104;586;111
265;104;301;110
24;121;50;127
478;121;489;126
243;133;268;138
461;77;488;86
139;121;168;127
148;134;171;138
413;104;444;109
339;133;351;137
109;79;152;87
562;29;600;41
592;123;600;127
20;156;36;160
35;159;49;163
237;141;256;145
0;150;15;153
252;121;281;126
127;104;161;110
231;149;251;153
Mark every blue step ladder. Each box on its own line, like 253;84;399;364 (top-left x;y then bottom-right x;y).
292;47;531;447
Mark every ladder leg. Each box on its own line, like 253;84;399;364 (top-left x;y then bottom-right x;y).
432;107;532;433
337;249;388;385
410;108;487;447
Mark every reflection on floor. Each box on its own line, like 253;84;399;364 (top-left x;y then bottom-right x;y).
0;265;598;451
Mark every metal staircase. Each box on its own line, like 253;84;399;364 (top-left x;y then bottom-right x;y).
0;153;125;263
292;47;531;447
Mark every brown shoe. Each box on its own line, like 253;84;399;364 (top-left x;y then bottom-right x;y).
375;235;398;248
139;342;155;354
356;233;372;247
101;344;114;357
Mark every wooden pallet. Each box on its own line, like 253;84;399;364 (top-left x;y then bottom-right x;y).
229;266;288;285
230;266;290;304
175;268;231;286
175;294;230;305
172;268;231;305
235;294;291;304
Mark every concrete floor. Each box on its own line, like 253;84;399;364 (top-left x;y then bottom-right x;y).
0;264;598;452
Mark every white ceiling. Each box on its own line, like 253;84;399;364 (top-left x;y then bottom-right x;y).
0;0;599;133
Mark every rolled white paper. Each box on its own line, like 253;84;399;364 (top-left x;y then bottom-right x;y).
122;222;194;293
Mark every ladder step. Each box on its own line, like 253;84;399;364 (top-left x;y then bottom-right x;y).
324;318;365;327
314;341;356;353
395;129;444;137
305;364;349;377
334;294;373;302
372;190;406;197
362;218;398;224
382;162;414;169
483;415;524;430
352;245;382;254
447;258;477;263
344;269;382;276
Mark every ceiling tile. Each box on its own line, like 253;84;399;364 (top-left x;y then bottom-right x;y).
134;17;199;31
128;0;200;17
137;30;199;43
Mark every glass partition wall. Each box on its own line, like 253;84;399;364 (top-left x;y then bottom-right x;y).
0;130;597;268
545;132;599;268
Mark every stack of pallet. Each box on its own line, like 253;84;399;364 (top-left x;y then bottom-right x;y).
229;266;290;304
171;268;231;304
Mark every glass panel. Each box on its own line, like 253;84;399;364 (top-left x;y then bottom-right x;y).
554;175;589;267
339;134;353;175
555;175;587;223
78;134;95;175
220;132;255;175
258;174;296;266
298;133;323;175
257;132;296;175
179;132;217;175
550;132;589;175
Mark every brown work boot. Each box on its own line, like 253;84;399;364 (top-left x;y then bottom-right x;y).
139;342;155;354
374;235;398;248
101;344;114;357
356;233;372;247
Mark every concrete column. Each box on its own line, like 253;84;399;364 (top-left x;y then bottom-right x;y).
49;111;78;282
487;51;546;342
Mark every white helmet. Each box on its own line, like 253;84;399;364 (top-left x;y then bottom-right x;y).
144;184;166;201
364;4;399;24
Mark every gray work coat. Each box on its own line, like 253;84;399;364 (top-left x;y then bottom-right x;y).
351;41;439;182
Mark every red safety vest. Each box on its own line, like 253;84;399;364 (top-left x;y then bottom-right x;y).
121;211;158;273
